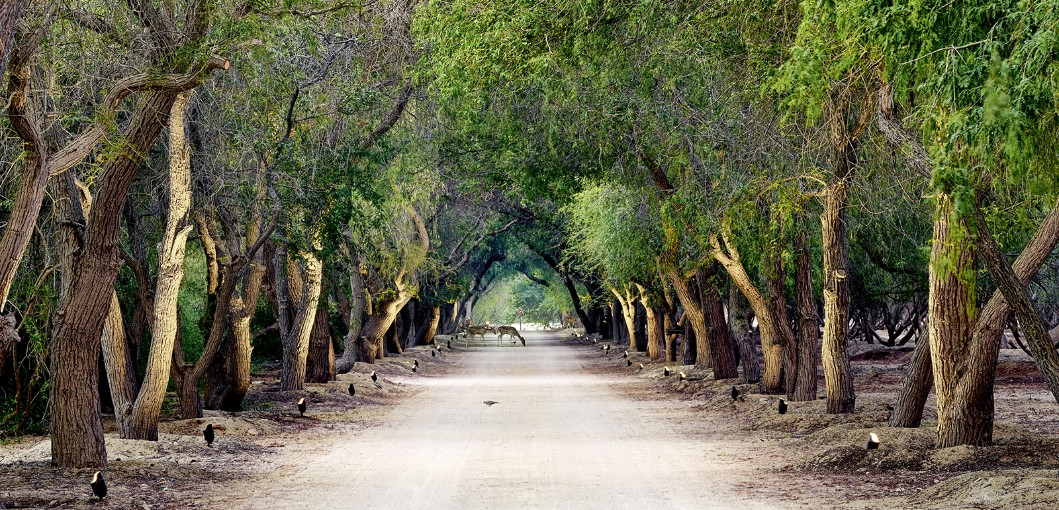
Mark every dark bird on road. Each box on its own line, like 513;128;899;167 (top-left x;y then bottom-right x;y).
679;371;687;381
866;432;880;450
778;399;788;415
203;423;215;447
638;363;644;371
348;383;356;396
627;360;632;367
483;400;498;406
297;397;307;417
90;471;107;501
663;366;671;377
731;386;740;401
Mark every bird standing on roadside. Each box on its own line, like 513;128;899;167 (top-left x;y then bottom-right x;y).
348;383;356;396
297;397;307;417
866;432;880;450
731;386;740;401
90;471;107;501
777;399;788;415
203;424;215;447
483;400;498;406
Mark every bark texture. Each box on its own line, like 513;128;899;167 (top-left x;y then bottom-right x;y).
793;233;820;401
821;169;855;413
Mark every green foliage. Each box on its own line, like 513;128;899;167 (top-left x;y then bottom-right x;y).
179;245;209;362
564;181;663;287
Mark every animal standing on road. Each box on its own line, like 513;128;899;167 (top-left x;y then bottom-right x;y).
496;325;525;346
297;397;307;417
203;424;215;447
777;399;788;415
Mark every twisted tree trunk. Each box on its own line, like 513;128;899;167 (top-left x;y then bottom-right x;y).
280;247;324;391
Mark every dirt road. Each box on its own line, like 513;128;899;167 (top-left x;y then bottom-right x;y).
232;332;789;509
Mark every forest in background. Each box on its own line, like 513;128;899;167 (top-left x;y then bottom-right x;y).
0;0;1058;471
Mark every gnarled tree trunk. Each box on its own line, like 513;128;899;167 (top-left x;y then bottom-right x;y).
279;247;324;391
612;285;638;351
712;228;785;392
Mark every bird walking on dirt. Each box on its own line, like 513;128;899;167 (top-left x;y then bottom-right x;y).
777;399;788;415
348;383;356;396
203;423;215;447
90;471;107;501
297;397;307;417
483;400;498;406
866;432;880;450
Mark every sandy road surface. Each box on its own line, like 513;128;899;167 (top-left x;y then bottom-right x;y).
233;332;786;509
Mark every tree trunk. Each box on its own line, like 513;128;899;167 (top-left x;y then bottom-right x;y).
929;197;984;447
637;284;662;361
99;293;134;436
712;230;783;391
337;291;411;370
280;248;324;391
612;286;638;351
668;273;712;367
890;330;933;427
125;91;194;440
421;306;441;345
51;90;180;468
699;265;739;379
305;300;335;383
793;232;820;402
973;204;1059;403
729;285;761;383
821;170;855;413
767;249;798;397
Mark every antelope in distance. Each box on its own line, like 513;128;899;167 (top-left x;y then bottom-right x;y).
497;325;525;346
461;324;496;342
